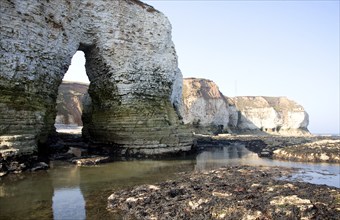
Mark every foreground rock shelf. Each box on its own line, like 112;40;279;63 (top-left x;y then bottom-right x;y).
107;165;340;219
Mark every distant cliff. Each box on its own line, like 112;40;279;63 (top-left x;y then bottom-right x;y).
56;79;310;135
229;96;309;135
179;78;231;134
55;82;89;126
179;78;309;135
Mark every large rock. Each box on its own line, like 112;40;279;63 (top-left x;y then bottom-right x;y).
0;0;193;157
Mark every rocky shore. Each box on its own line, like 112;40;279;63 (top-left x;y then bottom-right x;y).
273;139;340;163
195;134;340;163
108;165;340;219
2;132;338;176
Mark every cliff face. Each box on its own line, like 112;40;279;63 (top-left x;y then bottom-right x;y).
179;78;309;135
231;96;309;135
55;82;89;126
0;0;192;156
179;78;230;134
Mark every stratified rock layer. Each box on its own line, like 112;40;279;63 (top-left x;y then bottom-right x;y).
0;0;192;156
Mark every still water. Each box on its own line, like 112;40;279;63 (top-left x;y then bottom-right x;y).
0;144;339;220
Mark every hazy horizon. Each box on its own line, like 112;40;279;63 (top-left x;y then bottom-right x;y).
62;1;339;135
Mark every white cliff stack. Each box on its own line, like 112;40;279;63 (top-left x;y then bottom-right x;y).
179;78;231;134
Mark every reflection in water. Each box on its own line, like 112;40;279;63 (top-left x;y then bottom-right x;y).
196;144;264;171
269;160;340;188
52;188;86;220
0;144;339;220
49;163;86;220
195;144;340;188
0;172;54;219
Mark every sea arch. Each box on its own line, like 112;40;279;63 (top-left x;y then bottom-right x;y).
0;0;192;157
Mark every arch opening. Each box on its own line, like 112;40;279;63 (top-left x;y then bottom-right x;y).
54;51;90;135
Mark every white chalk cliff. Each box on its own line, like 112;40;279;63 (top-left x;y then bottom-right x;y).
179;78;309;135
179;78;231;133
231;96;309;135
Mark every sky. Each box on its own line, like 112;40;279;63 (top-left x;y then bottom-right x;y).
63;0;340;135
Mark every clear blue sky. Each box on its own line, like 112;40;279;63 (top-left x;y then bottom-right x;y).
64;0;339;135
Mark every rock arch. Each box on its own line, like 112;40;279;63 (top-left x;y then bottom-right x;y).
0;0;192;156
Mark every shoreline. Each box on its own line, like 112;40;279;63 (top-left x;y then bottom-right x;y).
1;133;339;177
